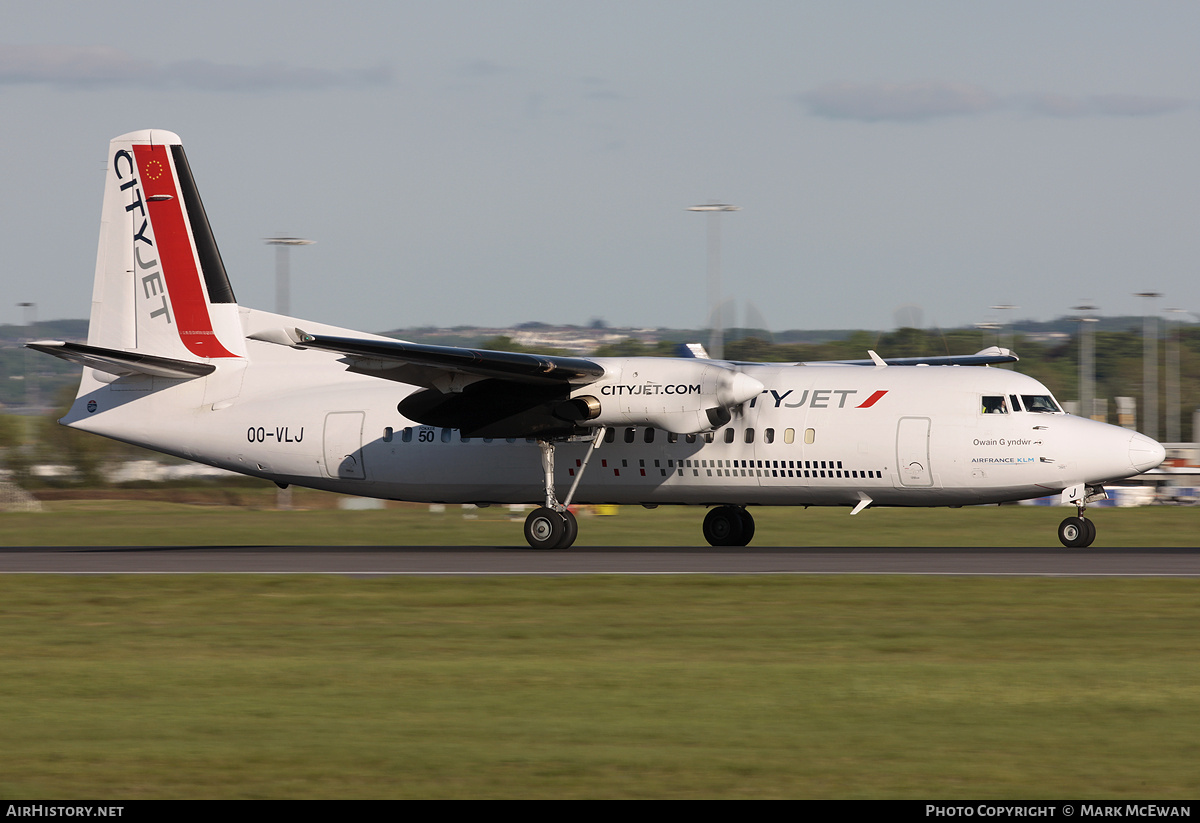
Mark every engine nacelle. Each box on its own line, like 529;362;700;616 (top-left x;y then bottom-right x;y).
570;357;764;434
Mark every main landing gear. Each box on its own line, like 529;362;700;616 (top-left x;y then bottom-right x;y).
702;505;755;547
523;430;605;550
521;430;760;550
523;506;578;550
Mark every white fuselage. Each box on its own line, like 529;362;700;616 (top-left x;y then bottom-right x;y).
61;308;1161;510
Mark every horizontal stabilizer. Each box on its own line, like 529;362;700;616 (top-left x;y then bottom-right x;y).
25;341;215;379
294;331;606;386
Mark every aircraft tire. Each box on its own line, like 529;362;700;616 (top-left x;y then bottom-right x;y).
557;508;579;550
703;506;745;547
525;507;566;550
736;508;755;546
1080;517;1096;548
1058;516;1091;548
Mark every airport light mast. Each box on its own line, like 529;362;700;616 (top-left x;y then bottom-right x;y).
687;204;740;360
1073;303;1099;421
1164;307;1185;443
265;236;315;316
990;304;1018;368
264;237;313;511
1135;291;1161;440
16;302;36;410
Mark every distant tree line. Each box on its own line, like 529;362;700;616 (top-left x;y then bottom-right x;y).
2;324;1197;488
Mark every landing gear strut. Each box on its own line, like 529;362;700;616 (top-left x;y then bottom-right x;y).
523;429;604;550
702;505;755;547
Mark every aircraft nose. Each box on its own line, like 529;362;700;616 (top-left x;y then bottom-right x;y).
1129;432;1166;474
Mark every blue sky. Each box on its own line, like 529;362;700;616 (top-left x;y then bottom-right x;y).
3;1;1198;334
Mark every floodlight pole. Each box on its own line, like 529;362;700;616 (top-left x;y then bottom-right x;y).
265;236;315;316
1073;304;1099;421
264;238;313;511
990;304;1018;368
16;302;36;329
1164;307;1185;443
687;204;740;360
1136;292;1161;440
16;302;36;410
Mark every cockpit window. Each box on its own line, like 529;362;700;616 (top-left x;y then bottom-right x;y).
1021;395;1061;413
981;396;1008;414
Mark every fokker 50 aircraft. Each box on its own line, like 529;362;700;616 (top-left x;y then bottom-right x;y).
30;130;1166;549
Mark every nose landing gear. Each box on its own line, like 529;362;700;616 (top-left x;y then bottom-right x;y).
1057;484;1105;547
1057;515;1096;548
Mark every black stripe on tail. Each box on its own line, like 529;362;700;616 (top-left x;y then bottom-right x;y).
170;144;237;304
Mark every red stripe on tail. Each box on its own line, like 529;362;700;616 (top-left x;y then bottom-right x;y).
132;144;237;359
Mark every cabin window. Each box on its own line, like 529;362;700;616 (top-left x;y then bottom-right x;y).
604;428;616;444
383;427;394;443
981;396;1009;414
724;429;735;444
667;432;678;444
744;428;755;444
704;432;714;443
784;427;795;444
460;433;471;443
686;433;697;444
764;428;775;444
401;427;413;443
624;427;636;444
441;428;453;443
644;428;655;444
804;428;815;444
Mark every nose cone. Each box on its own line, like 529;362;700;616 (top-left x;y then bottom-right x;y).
1130;432;1166;474
717;370;765;407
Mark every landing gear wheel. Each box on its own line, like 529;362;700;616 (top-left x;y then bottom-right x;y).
1058;516;1094;548
525;507;565;550
736;508;756;546
703;506;745;547
1080;517;1096;547
558;508;578;550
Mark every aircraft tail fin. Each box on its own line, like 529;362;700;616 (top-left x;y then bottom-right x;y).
86;129;245;362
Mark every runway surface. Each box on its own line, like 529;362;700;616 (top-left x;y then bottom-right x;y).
1;546;1199;575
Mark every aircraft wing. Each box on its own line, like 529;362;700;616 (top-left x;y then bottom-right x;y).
802;347;1018;367
291;330;606;388
673;342;1018;367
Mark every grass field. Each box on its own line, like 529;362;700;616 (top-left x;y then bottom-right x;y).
0;575;1196;799
1;496;1197;798
2;493;1199;547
